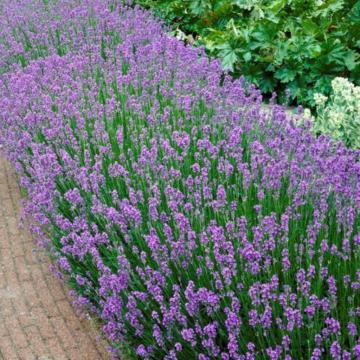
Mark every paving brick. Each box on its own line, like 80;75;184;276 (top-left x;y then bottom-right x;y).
0;182;11;200
29;267;45;283
0;297;16;318
22;281;42;309
0;227;9;246
2;256;17;276
17;312;36;329
56;300;79;328
12;295;29;316
5;317;29;349
46;337;69;360
31;307;56;340
37;294;61;319
24;249;40;265
50;317;75;349
14;256;31;282
10;242;25;257
17;346;36;360
47;278;67;302
0;316;10;337
67;346;105;360
0;336;19;360
23;326;50;357
7;217;20;236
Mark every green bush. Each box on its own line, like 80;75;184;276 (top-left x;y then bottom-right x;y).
136;0;360;106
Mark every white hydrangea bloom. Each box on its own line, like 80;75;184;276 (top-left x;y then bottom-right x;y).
314;93;328;106
311;77;360;148
331;77;352;94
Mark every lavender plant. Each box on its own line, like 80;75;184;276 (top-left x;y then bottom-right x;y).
0;1;359;359
0;0;124;72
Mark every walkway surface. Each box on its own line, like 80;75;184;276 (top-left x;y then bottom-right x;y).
0;154;111;360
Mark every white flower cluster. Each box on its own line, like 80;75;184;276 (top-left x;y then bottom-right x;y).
311;77;360;148
313;93;328;106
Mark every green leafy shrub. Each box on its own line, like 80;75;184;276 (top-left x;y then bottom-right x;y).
136;0;360;106
310;77;360;148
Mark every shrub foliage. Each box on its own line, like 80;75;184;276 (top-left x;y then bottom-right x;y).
136;0;360;106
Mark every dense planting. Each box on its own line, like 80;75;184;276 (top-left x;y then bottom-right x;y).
0;1;360;359
136;0;360;106
0;0;122;72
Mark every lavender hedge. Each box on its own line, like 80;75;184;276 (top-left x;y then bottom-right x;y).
0;1;360;359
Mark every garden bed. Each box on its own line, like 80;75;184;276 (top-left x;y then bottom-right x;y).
0;1;359;359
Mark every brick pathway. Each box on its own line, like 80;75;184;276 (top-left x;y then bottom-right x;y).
0;154;111;360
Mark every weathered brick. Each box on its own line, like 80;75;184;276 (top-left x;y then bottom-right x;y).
0;336;19;360
46;337;68;360
23;326;50;357
17;346;36;360
31;307;56;340
5;317;29;349
50;317;75;349
14;256;31;282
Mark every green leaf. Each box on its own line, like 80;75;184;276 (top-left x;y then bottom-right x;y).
307;43;322;58
267;0;286;14
258;76;275;93
314;0;345;17
216;42;239;71
243;52;252;62
344;51;360;71
252;23;277;43
302;20;318;35
190;0;211;15
286;80;301;99
274;42;288;65
226;18;240;36
274;67;297;83
349;1;360;23
326;41;348;64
